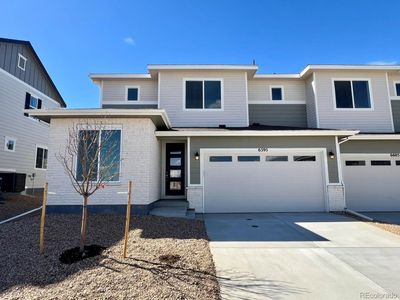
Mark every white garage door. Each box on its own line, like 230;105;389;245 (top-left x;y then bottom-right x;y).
203;149;327;213
342;154;400;211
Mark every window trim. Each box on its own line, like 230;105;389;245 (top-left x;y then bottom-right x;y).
394;81;400;97
29;94;40;109
34;145;48;170
125;86;140;102
4;136;17;152
332;78;374;111
74;126;123;184
270;85;284;101
183;78;224;111
18;53;27;71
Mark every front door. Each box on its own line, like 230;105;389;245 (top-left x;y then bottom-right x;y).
165;143;185;196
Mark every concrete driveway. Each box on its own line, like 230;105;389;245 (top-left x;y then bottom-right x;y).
363;212;400;225
204;213;400;300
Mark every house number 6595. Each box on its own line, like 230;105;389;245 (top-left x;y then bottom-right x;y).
258;147;269;152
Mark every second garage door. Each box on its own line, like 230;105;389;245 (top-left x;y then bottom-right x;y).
203;149;327;213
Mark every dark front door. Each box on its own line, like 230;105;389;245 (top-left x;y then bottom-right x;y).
165;143;185;196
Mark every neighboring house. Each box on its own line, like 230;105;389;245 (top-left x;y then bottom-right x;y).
0;38;66;194
30;64;400;214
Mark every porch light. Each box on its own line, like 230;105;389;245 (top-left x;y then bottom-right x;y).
329;151;335;159
194;152;200;160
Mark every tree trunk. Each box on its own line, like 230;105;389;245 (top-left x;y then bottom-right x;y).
80;195;89;252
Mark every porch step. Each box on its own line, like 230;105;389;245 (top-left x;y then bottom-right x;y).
185;209;196;219
149;206;188;218
153;199;189;208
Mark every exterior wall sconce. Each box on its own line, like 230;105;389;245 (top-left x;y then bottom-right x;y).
329;151;335;159
194;152;200;160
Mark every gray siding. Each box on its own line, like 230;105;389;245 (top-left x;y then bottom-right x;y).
189;136;338;184
102;104;158;109
388;74;400;97
0;69;60;189
248;104;307;127
159;70;248;127
341;140;400;153
0;41;60;102
314;70;393;132
248;78;306;102
391;101;400;132
305;75;317;128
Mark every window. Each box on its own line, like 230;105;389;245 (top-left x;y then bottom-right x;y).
35;146;48;169
396;161;400;166
4;137;16;152
345;160;366;166
266;156;288;161
334;80;371;109
209;156;232;162
271;86;283;101
29;95;39;108
371;160;391;166
238;156;260;162
294;156;316;162
126;87;139;101
76;129;121;181
18;53;27;71
185;80;222;109
395;82;400;97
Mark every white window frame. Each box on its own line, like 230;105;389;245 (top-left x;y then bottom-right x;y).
270;85;284;101
183;78;224;111
125;86;140;101
18;53;27;71
332;78;374;111
394;81;400;97
74;125;123;184
34;145;48;170
4;136;17;152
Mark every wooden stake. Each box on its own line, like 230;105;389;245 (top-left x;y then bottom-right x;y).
123;181;133;258
39;182;48;255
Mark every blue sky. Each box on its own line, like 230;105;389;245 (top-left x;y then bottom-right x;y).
1;0;399;108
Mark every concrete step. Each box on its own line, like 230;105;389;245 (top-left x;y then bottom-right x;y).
185;209;196;219
149;206;188;218
153;200;189;208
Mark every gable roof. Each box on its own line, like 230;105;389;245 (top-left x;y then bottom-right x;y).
0;37;66;107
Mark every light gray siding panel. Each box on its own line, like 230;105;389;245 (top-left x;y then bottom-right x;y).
315;70;393;132
189;136;338;184
388;74;400;97
305;75;317;128
248;104;307;127
391;101;400;132
0;69;60;189
0;41;60;102
340;140;400;153
159;70;248;127
248;78;306;102
102;104;158;109
102;79;158;103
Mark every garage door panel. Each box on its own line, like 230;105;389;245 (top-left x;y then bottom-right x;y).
204;151;326;213
342;154;400;211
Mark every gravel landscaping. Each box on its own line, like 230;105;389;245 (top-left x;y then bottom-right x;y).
0;213;220;300
0;193;42;222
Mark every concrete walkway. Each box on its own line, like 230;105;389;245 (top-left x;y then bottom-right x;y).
204;213;400;300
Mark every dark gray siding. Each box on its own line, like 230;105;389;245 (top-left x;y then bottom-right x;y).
341;140;400;153
249;104;307;127
391;101;400;132
0;41;59;101
102;104;158;109
189;136;338;184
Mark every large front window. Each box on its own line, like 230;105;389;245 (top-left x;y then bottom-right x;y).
76;129;121;182
334;80;371;109
185;80;222;109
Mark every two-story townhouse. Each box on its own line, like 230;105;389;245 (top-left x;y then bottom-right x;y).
0;38;66;194
30;64;400;216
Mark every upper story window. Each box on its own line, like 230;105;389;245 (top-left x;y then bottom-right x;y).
18;53;27;71
270;86;284;101
334;80;372;109
395;82;400;97
185;80;222;109
4;137;17;152
126;87;139;101
35;146;48;169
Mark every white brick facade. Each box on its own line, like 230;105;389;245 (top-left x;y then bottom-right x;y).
46;118;160;206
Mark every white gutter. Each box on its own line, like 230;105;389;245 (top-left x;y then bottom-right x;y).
90;74;152;79
147;64;259;71
253;74;301;79
300;64;400;78
345;209;374;222
346;134;400;140
155;130;359;137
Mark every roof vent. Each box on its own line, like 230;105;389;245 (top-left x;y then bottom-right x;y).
219;124;226;128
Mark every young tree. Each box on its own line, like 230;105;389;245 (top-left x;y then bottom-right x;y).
56;120;122;252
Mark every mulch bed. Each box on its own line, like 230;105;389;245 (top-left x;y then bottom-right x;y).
0;214;220;300
0;193;42;222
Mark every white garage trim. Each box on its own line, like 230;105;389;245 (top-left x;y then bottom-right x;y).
199;148;330;213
